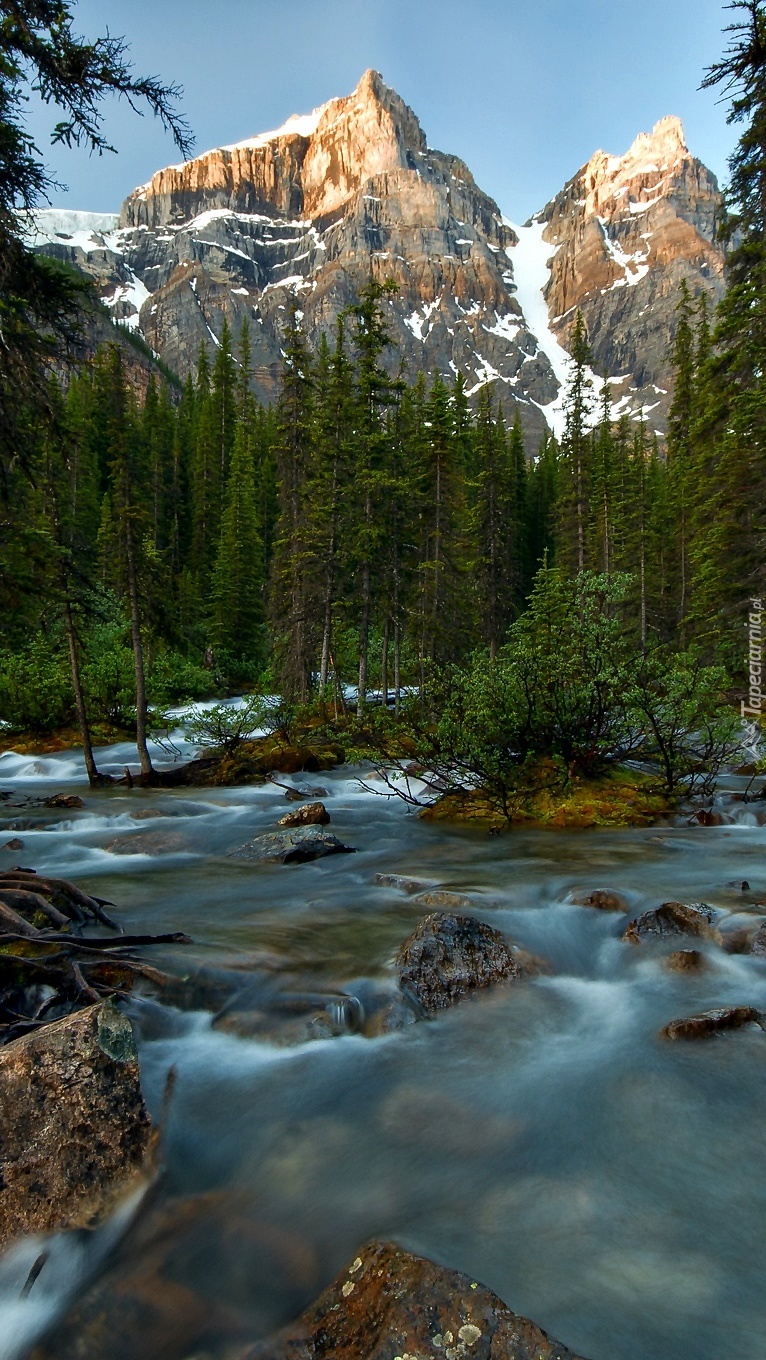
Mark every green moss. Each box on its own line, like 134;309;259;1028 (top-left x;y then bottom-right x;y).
420;765;674;830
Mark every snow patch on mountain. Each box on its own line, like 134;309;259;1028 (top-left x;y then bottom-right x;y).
22;209;118;250
504;217;574;439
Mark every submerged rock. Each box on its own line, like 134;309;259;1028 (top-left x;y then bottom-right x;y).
623;901;721;945
230;827;355;865
375;873;429;895
412;889;475;911
0;1002;151;1249
396;912;522;1018
664;949;705;973
242;1239;589;1360
43;793;85;809
284;786;329;802
1;837;24;851
568;888;627;913
660;1006;764;1041
278;801;330;828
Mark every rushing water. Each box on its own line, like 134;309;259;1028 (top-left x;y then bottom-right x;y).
1;727;766;1360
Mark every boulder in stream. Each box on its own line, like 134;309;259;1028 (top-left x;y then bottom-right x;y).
284;786;328;802
230;826;355;865
43;793;85;809
660;1005;765;1041
412;889;475;911
664;949;705;973
568;888;627;913
1;837;23;851
0;1002;151;1249
396;912;522;1017
241;1239;590;1360
623;901;721;945
278;802;330;828
751;923;766;957
375;873;429;895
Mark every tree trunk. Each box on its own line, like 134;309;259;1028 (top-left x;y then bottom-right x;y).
357;560;371;717
394;620;402;717
63;599;101;787
126;528;154;778
381;617;390;709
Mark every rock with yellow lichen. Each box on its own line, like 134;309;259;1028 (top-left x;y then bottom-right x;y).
240;1239;590;1360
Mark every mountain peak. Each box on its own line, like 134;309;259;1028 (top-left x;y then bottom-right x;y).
623;114;688;170
121;69;426;228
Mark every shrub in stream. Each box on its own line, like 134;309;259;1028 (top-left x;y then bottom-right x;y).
398;570;742;816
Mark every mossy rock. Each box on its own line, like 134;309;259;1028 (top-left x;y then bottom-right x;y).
420;767;673;830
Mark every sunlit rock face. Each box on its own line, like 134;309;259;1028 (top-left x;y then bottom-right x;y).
30;79;726;443
536;116;725;428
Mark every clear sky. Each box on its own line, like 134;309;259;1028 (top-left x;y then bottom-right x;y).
27;0;738;222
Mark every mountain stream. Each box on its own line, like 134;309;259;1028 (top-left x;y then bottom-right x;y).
0;725;765;1360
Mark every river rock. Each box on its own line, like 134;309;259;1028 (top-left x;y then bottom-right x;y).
623;901;721;945
43;793;85;809
230;827;355;865
751;923;766;956
1;837;23;851
660;1005;764;1041
568;888;627;912
242;1239;589;1360
104;829;189;855
375;873;429;895
0;1002;151;1249
284;786;328;802
664;949;705;973
396;913;522;1017
278;802;330;828
412;889;475;912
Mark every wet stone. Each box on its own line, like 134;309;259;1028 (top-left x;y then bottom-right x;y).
664;949;705;973
0;1002;151;1249
240;1239;590;1360
230;827;355;865
568;888;628;912
43;793;85;809
284;786;328;802
412;889;476;912
660;1005;764;1041
278;802;330;828
104;829;189;856
375;873;429;895
1;838;23;851
623;901;721;945
751;923;766;957
396;912;522;1018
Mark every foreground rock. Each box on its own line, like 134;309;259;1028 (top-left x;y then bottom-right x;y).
623;901;721;945
230;826;355;865
242;1240;589;1360
0;1002;151;1249
660;1006;764;1041
396;913;522;1018
278;802;330;828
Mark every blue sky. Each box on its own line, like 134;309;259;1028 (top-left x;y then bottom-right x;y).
28;0;737;221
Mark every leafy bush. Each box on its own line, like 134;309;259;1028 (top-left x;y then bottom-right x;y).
146;649;221;708
183;696;269;755
405;569;742;812
0;638;74;733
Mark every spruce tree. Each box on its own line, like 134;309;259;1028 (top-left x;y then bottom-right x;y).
558;311;595;573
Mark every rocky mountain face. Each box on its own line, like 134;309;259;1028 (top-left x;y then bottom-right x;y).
30;74;726;443
537;116;725;426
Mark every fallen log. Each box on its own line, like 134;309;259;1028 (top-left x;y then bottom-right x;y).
0;869;120;931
